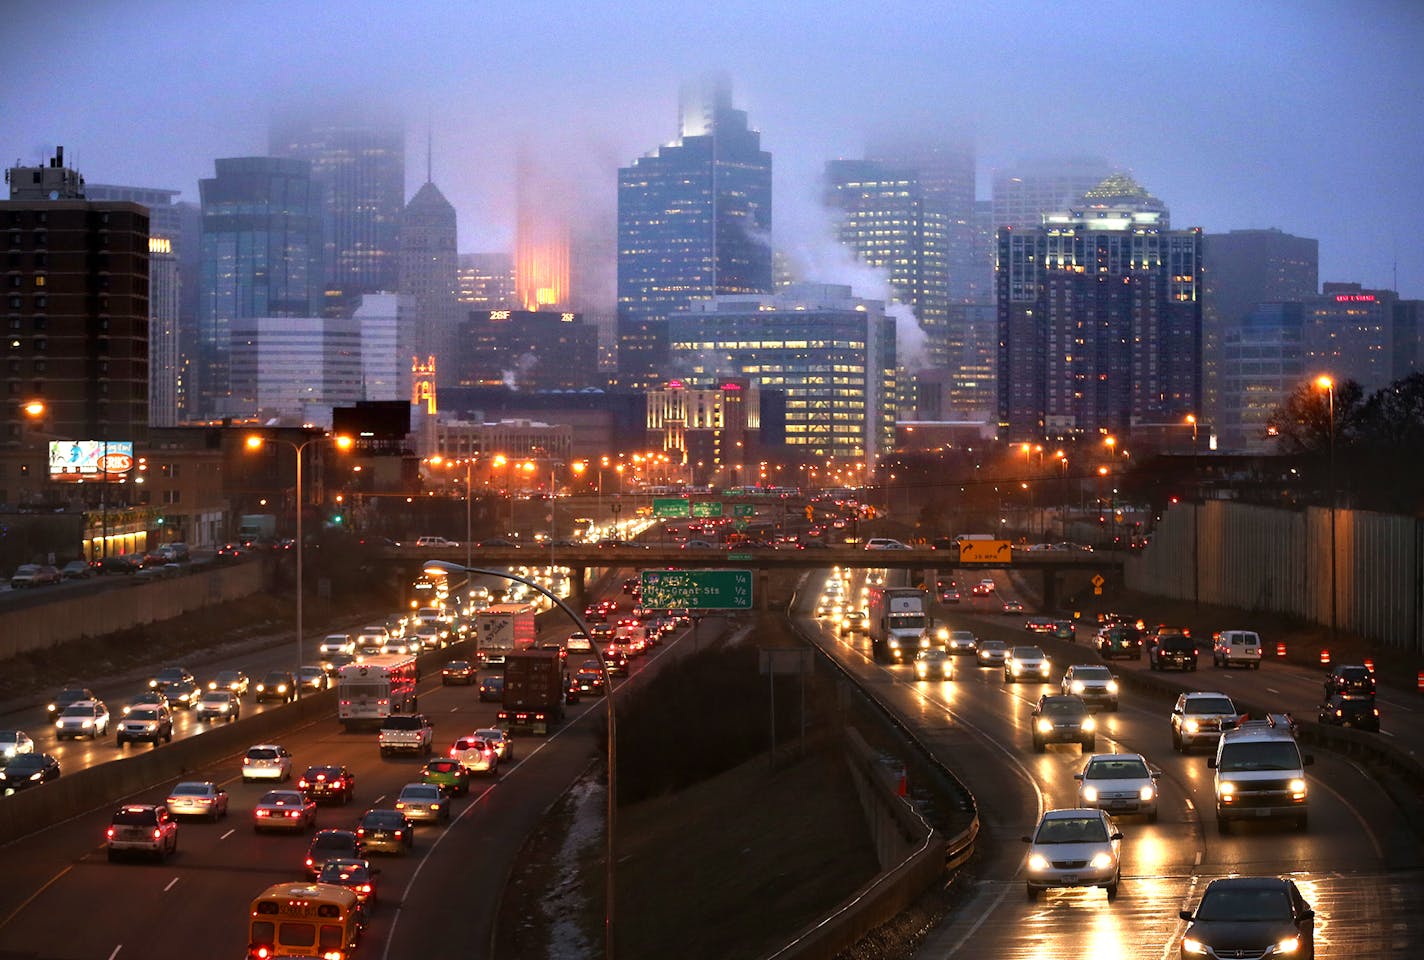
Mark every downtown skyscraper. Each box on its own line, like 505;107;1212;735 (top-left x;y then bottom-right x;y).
997;174;1202;440
270;112;405;312
616;77;772;390
398;178;459;388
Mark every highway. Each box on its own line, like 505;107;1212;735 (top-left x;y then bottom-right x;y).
0;573;695;960
799;568;1424;958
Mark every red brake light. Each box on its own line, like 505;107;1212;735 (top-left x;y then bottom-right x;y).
153;828;162;839
359;884;371;893
106;828;115;838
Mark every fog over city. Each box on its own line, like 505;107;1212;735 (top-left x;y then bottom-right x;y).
7;0;1424;295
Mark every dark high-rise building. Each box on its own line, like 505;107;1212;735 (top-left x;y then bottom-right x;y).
1220;302;1306;453
398;180;459;386
198;157;322;416
270;113;405;311
1304;282;1399;392
616;77;772;389
997;174;1202;440
456;310;599;391
2;148;150;444
825;159;949;366
1202;228;1318;430
944;303;997;418
1395;299;1424;379
870;140;978;303
458;253;516;309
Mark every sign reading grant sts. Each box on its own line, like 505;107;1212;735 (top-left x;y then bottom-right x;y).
640;569;753;610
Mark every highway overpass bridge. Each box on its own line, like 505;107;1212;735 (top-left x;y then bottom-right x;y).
379;544;1121;611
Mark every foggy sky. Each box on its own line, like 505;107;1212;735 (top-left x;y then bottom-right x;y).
8;0;1424;296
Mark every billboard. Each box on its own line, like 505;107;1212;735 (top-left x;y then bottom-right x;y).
48;441;135;481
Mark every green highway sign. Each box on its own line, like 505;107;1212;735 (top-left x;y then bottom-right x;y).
653;498;690;518
733;503;755;517
734;519;749;532
691;501;724;518
640;569;753;610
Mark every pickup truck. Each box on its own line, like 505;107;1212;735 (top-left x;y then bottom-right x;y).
377;714;433;758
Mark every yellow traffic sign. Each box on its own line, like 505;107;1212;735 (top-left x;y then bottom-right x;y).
1091;574;1105;588
958;539;1012;563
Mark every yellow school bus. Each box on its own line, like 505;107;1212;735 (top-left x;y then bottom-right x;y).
247;882;363;959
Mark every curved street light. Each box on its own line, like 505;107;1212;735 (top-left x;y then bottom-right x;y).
423;558;618;958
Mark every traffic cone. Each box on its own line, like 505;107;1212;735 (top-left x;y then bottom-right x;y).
897;765;908;797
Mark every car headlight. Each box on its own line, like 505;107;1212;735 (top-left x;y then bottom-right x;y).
277;684;288;693
1011;662;1023;675
915;664;928;678
936;627;949;641
1070;680;1085;694
208;681;217;690
1139;785;1155;801
1184;718;1200;733
256;684;265;692
1027;853;1049;871
1081;785;1098;803
1181;937;1207;955
47;703;56;712
1106;680;1119;693
1081;717;1096;732
1289;779;1307;798
1217;781;1236;798
80;719;93;728
1036;718;1053;733
1039;661;1051;674
54;721;62;729
29;771;43;780
1090;852;1113;870
1274;936;1301;954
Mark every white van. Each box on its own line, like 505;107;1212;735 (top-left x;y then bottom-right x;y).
319;633;355;657
1212;630;1263;670
1209;720;1312;832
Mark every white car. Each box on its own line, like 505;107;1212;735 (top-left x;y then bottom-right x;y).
242;744;294;783
55;699;111;740
976;639;1010;667
1075;753;1159;822
1022;808;1123;900
1060;665;1120;711
474;727;514;762
914;648;954;681
195;690;241;722
1004;646;1051;683
864;538;911;550
450;734;500;775
938;628;978;654
166;781;229;820
0;730;34;759
415;536;457;547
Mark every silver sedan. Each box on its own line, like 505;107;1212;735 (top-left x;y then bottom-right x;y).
252;789;317;833
1022;808;1123;900
394;783;451;824
165;781;230;821
1075;753;1160;822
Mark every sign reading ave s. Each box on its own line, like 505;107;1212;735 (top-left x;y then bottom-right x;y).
640;569;753;610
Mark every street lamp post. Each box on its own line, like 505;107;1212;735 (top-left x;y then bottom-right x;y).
1315;376;1337;644
1186;414;1200;605
422;559;617;958
246;432;352;690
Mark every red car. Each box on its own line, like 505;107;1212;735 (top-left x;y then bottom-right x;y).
297;764;356;805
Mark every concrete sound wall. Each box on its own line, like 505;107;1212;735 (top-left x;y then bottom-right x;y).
0;562;266;660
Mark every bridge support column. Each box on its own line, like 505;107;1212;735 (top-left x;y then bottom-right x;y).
1041;570;1058;613
568;566;588;612
759;569;770;611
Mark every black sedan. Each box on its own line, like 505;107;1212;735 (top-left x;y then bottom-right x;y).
355;809;415;855
1323;664;1375;698
1318;693;1380;732
441;660;476;686
1178;876;1314;960
46;686;96;722
0;753;60;794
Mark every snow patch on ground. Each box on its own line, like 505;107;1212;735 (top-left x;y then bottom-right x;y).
544;774;605;959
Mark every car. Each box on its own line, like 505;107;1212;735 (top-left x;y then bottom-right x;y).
1172;692;1240;753
394;782;451;824
1024;616;1056;633
1021;808;1122;901
298;764;357;805
148;665;196;691
1097;624;1143;660
317;857;381;912
253;789;318;833
864;538;911;550
116;705;174;745
165;781;229;820
1030;695;1097;752
1060;665;1120;711
242;744;294;783
913;648;955;681
588;622;616;643
422;757;473;796
1150;635;1200;672
255;671;297;703
441;660;476;686
1318;693;1380;732
682;539;718;549
940;588;961;603
0;753;60;793
0;730;34;759
565;633;594;654
215;542;248;561
54;698;110;740
415;536;457;547
120;690;169;716
59;560;93;580
1051;620;1077;641
195;689;242;722
839;609;869;633
450;733;501;775
474;727;514;762
305;829;365;878
1075;753;1160;821
319;633;357;658
975;639;1009;667
10;563;61;588
298;666;330;693
46;685;97;722
1001;599;1025;615
208;669;251;697
1178;877;1316;960
1210;722;1314;832
1212;629;1263;669
573;660;607;694
106;804;178;861
356;808;415;855
1323;664;1375;697
478;673;505;702
940;629;978;655
1004;645;1051;683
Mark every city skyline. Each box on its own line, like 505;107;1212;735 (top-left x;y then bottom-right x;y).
5;1;1422;298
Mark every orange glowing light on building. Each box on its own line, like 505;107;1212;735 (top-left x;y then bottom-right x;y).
515;151;570;311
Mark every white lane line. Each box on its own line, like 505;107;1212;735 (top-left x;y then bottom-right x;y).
1194;851;1202;866
374;795;385;804
1380;729;1396;737
107;947;122;960
163;877;179;892
220;828;234;840
0;864;72;933
1266;687;1280;694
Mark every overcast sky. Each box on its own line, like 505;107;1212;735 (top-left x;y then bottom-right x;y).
8;0;1423;296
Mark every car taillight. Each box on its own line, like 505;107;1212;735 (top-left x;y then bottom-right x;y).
394;830;402;838
106;827;115;838
450;747;458;758
358;884;371;893
287;810;300;818
356;828;365;836
305;857;314;867
153;828;162;839
256;810;269;817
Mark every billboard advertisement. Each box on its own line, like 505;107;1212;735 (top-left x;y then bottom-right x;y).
48;440;135;481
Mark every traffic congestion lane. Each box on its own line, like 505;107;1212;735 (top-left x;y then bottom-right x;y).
804;569;1424;958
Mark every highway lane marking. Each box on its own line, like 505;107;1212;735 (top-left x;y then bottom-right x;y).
107;947;121;960
0;863;72;933
1194;850;1202;866
220;829;234;840
1267;687;1280;694
163;877;179;892
1308;766;1385;860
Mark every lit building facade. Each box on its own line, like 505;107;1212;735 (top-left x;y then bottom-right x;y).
997;174;1202;440
228;316;363;424
270;114;405;309
456;310;599;391
824;159;949;366
943;303;997;419
645;378;760;482
398;181;459;387
458;252;516;309
870;140;978;303
432;419;573;463
198;157;323;416
616;77;772;389
147;237;180;426
515;153;570;311
1304;282;1400;392
353;292;409;402
1219;302;1305;453
669;284;895;461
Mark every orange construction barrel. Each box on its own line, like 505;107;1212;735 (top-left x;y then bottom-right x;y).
1320;649;1331;666
1275;642;1287;658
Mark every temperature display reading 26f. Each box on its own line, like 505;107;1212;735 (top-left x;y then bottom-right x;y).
639;570;754;610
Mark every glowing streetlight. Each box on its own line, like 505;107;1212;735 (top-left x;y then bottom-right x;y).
1314;375;1337;643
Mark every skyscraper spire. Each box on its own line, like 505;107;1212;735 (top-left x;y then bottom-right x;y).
426;119;433;184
